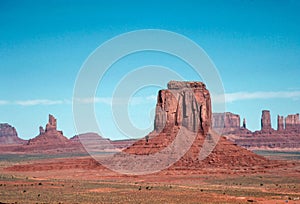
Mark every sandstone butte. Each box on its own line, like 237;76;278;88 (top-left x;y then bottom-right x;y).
123;81;277;173
212;110;300;151
0;123;25;144
27;114;69;146
0;114;134;153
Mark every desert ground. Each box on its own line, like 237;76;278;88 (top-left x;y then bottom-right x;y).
0;152;300;204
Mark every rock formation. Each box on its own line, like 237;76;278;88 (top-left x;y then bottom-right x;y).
285;114;300;132
212;112;241;134
217;110;300;151
154;81;211;134
261;110;273;132
0;123;25;144
122;81;271;173
277;115;284;131
242;118;246;129
45;114;57;133
39;126;45;135
27;114;68;146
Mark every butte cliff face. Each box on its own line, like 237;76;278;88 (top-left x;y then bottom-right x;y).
27;114;69;146
123;81;271;173
284;114;300;132
261;110;274;132
212;112;249;134
154;81;211;134
0;123;25;144
217;110;300;150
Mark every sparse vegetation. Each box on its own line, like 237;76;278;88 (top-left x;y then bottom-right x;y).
0;151;299;203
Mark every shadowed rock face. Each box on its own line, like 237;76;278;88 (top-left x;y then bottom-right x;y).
154;81;211;134
0;123;25;144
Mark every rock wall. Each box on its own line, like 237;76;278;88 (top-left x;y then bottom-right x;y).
212;112;240;128
277;115;284;131
212;113;251;135
261;110;272;132
285;114;300;132
154;81;211;134
0;123;25;144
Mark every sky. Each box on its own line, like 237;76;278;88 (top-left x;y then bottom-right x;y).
0;0;300;140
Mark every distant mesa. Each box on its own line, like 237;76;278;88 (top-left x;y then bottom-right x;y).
0;123;26;145
212;112;250;134
0;113;133;154
284;113;300;132
212;110;300;150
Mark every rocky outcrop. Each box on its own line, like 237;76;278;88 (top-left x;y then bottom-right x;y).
154;81;211;134
0;123;25;144
39;126;45;135
122;81;271;173
220;110;300;151
45;114;57;133
242;118;247;129
27;114;68;146
285;114;300;132
277;115;284;131
212;112;242;134
261;110;273;132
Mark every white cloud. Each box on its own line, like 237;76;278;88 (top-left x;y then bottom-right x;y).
221;91;300;103
74;97;117;105
2;91;299;107
15;99;64;106
74;95;157;106
0;100;9;105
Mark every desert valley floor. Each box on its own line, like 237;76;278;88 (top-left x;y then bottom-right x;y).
0;151;300;204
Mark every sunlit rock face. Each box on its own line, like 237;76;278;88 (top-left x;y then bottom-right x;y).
154;81;211;134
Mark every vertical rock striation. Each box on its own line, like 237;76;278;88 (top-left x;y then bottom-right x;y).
285;114;300;132
261;110;273;132
277;115;284;131
154;81;211;134
212;113;240;128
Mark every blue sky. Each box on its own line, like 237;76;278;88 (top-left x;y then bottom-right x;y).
0;0;300;139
